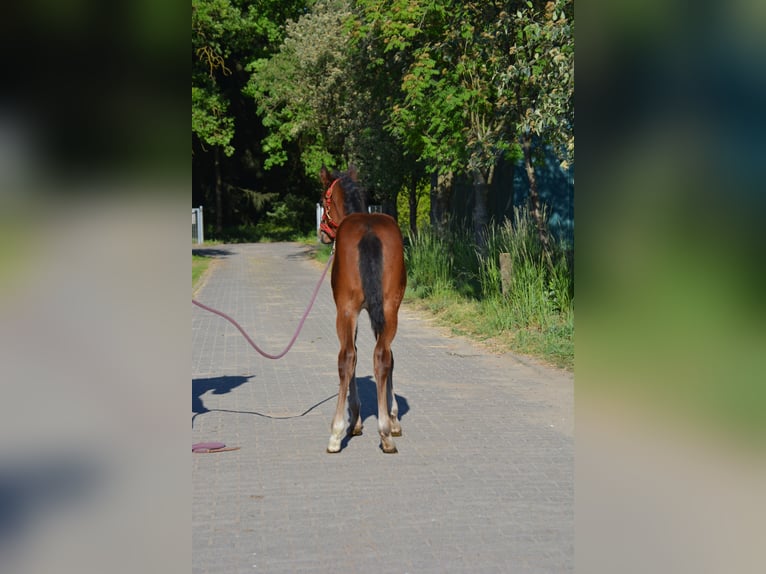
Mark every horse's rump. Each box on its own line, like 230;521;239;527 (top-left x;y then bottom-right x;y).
332;213;406;337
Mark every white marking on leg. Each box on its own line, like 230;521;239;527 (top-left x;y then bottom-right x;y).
327;417;345;452
327;435;342;453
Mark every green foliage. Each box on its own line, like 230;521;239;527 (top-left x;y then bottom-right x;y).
205;191;315;243
503;0;575;167
477;208;573;325
192;85;236;156
396;178;431;231
253;202;295;240
253;193;314;240
311;242;335;263
404;207;573;368
206;224;260;243
353;0;574;179
349;0;573;248
405;227;454;297
192;0;574;249
192;0;310;155
244;0;356;173
191;0;253;154
192;254;211;290
192;0;314;235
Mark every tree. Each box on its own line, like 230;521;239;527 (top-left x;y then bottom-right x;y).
245;0;354;178
346;0;427;218
240;0;574;244
192;0;308;234
247;0;419;217
353;0;573;247
193;0;242;231
356;0;519;244
501;0;574;256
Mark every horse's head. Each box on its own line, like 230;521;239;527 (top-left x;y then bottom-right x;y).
319;165;364;244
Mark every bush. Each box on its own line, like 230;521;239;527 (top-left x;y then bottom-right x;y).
254;202;296;241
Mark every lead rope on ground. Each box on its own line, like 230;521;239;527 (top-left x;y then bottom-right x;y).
192;253;334;360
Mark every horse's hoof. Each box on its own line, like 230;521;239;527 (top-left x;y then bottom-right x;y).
352;428;363;436
380;443;398;454
391;429;402;437
327;436;341;453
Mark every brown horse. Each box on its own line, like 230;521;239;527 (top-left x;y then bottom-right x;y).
319;165;406;453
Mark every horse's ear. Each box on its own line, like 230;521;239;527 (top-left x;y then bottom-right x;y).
320;165;332;187
348;164;358;182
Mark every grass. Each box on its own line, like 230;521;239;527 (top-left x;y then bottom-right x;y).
404;229;455;297
310;242;334;263
406;287;574;370
403;209;574;371
296;232;334;259
192;253;211;291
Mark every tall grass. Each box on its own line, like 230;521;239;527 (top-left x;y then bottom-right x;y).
404;207;574;369
405;229;454;297
479;208;573;326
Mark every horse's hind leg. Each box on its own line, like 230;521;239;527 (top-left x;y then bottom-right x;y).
387;352;401;437
374;331;399;453
327;310;359;453
348;367;363;436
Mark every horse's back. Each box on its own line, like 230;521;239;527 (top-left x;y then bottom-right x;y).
337;213;402;242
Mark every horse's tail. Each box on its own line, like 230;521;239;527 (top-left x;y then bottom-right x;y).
358;231;385;337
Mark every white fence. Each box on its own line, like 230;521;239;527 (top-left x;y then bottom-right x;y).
192;206;204;244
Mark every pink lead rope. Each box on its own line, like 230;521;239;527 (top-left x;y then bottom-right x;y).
192;252;334;360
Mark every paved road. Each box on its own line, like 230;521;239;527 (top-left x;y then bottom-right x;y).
192;242;573;573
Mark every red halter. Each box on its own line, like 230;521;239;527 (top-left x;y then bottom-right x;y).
320;178;340;240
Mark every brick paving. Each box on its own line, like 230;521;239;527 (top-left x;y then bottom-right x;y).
192;242;573;573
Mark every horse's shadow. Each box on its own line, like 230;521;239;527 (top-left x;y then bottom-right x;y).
355;375;410;421
285;245;319;261
192;375;338;426
192;247;233;258
341;375;410;449
192;375;253;421
192;374;411;444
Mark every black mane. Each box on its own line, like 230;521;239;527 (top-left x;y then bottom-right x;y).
334;169;367;215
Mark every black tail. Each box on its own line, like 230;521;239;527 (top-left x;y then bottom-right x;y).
358;231;385;337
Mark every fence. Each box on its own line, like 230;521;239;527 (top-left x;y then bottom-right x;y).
192;207;204;244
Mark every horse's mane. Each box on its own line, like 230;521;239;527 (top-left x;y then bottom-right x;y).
334;169;368;215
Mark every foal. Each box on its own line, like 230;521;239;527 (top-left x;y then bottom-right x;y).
319;165;406;453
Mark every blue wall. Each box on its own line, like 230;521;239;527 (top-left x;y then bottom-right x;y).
451;146;574;244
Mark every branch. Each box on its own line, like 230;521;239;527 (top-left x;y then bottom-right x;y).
196;45;232;78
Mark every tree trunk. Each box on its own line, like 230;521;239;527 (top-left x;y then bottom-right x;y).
430;169;452;237
214;147;223;234
408;171;418;237
472;168;490;249
521;134;552;261
385;195;398;223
